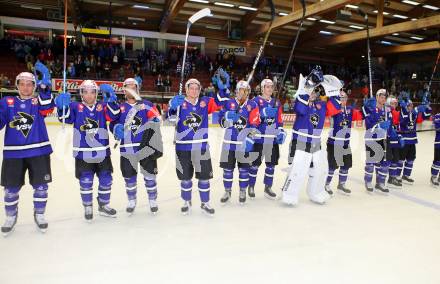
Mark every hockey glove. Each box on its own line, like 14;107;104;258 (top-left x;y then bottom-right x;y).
261;106;278;119
276;129;287;144
378;120;391;130
169;95;185;111
55;92;71;110
34;61;51;88
225;111;240;123
100;84;118;103
113;123;125;140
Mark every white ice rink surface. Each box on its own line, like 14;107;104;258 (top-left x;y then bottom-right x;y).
1;125;440;284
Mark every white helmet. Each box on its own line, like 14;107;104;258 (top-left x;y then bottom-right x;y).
260;78;273;91
15;72;36;92
79;80;98;96
386;95;397;106
185;78;201;91
376;88;388;98
123;78;140;92
236;80;250;93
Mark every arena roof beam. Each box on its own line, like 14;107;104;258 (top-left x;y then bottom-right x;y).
242;0;266;31
248;0;359;37
323;14;440;46
160;0;187;33
375;0;384;28
374;41;440;55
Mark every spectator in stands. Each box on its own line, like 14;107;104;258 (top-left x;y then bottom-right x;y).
176;61;182;76
205;82;215;98
155;74;164;92
118;66;125;82
53;59;62;77
163;75;172;92
0;74;11;87
103;61;111;79
68;62;76;78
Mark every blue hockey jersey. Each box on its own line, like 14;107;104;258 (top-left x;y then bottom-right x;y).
362;104;392;141
399;105;431;145
219;98;260;151
58;101;112;160
0;91;54;159
434;113;440;149
291;94;326;145
326;97;362;147
108;100;160;154
167;96;222;151
252;96;283;144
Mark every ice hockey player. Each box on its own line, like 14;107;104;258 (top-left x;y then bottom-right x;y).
325;89;362;196
0;63;54;236
281;66;330;206
362;89;393;193
55;80;118;221
218;80;260;205
398;96;431;184
386;95;404;188
248;78;285;200
431;112;440;187
108;78;162;215
167;78;226;216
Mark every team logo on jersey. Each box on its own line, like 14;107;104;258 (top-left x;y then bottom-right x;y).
265;117;276;126
129;116;142;133
80;117;99;135
182;102;187;110
340;119;350;128
32;98;38;105
233;116;248;132
9;112;34;137
200;101;206;108
96;104;103;112
408;121;415;130
230;103;236;110
121;106;126;113
310;113;320;128
78;104;84;112
247;105;252;112
316;104;322;110
183;112;203;132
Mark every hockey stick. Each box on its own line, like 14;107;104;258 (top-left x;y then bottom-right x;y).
277;0;306;98
358;9;373;98
178;8;212;96
427;49;440;93
61;0;68;129
246;0;276;85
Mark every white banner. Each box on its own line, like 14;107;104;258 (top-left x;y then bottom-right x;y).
218;44;246;56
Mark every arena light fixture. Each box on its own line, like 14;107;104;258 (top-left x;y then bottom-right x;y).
279;12;288;16
380;40;393;45
423;4;439;10
392;33;399;35
128;17;145;21
239;6;258;11
319;30;333;35
133;5;149;9
20;4;43;10
307;17;317;21
373;10;390;15
214;2;234;7
189;0;210;3
402;0;420;5
411;36;424;40
345;4;359;9
349;25;364;29
319;19;335;24
393;14;408;19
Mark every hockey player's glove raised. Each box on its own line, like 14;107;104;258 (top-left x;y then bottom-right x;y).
170;95;185;111
378;120;391;130
276;129;287;144
225;111;240;123
55;92;71;109
415;104;428;114
399;99;408;109
34;61;51;88
113;123;125;140
100;84;118;103
364;97;376;110
261;106;278;119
